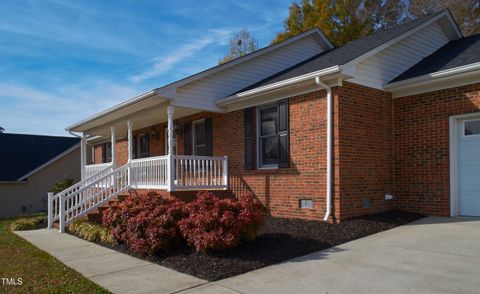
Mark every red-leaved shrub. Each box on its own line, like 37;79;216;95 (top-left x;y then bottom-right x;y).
102;192;187;255
178;191;265;252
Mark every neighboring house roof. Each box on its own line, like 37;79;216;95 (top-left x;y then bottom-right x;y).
232;11;447;95
0;134;79;181
390;33;480;83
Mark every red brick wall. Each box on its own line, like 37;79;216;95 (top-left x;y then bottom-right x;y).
91;83;397;221
393;83;480;216
89;91;329;220
334;82;394;219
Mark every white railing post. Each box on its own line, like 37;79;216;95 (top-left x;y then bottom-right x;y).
80;136;87;180
127;120;133;187
223;156;228;188
59;194;65;233
47;192;53;229
167;105;175;191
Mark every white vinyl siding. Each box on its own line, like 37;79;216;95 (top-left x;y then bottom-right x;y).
175;35;325;107
353;21;450;88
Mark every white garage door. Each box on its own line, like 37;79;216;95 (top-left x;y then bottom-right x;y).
457;118;480;216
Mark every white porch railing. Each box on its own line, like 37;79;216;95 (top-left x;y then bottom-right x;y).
173;155;228;190
130;155;169;189
48;155;228;232
85;162;112;179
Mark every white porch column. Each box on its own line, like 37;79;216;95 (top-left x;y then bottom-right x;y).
110;126;116;167
127;121;133;162
127;121;133;186
167;105;174;191
80;136;87;180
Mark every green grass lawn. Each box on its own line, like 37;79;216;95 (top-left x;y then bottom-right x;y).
0;216;109;294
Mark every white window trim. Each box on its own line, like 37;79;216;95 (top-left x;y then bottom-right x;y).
192;119;206;156
256;103;280;169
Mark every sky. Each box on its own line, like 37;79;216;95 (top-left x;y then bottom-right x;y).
0;0;292;136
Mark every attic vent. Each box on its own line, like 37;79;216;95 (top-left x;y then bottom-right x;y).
362;198;372;208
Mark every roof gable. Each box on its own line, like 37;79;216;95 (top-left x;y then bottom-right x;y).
0;134;79;181
390;33;480;83
227;10;462;95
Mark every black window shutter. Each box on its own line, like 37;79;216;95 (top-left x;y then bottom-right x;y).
183;122;192;155
278;99;290;168
145;135;150;157
205;117;213;156
244;107;254;170
101;144;106;163
132;136;137;159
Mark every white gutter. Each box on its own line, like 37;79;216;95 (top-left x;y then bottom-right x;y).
315;76;333;222
385;62;480;90
65;89;159;132
217;66;341;106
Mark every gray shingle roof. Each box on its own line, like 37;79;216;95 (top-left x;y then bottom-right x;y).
230;11;446;96
0;134;79;181
390;33;480;83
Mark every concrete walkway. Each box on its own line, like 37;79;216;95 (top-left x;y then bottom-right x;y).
183;217;480;294
14;229;207;294
16;217;480;294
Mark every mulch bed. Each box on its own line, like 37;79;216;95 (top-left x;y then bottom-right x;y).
72;209;425;281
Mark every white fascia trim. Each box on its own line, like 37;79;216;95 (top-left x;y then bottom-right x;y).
385;62;480;90
342;10;461;70
17;143;80;181
65;90;160;131
217;65;341;106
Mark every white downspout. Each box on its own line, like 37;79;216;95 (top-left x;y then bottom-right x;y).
315;77;332;222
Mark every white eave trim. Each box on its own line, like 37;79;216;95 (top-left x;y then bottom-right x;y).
385;62;480;94
342;10;462;71
17;143;80;181
65;90;160;132
217;65;341;105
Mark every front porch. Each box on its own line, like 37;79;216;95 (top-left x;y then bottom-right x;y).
80;104;229;192
48;103;230;233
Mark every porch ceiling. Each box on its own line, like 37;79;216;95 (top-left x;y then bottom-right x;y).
78;100;201;138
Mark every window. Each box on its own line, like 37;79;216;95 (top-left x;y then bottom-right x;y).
101;142;112;163
137;133;150;158
259;106;279;166
193;119;207;156
464;119;480;136
257;100;289;168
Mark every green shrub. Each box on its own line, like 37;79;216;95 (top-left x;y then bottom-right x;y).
10;215;47;231
49;178;74;194
69;221;116;246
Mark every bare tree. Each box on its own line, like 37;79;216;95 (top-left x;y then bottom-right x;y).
408;0;480;35
219;29;259;64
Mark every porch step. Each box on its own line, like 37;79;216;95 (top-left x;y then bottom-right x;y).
85;193;129;225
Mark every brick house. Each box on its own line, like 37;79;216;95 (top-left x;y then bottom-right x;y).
49;10;480;230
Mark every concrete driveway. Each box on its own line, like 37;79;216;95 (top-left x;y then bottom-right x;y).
184;217;480;294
